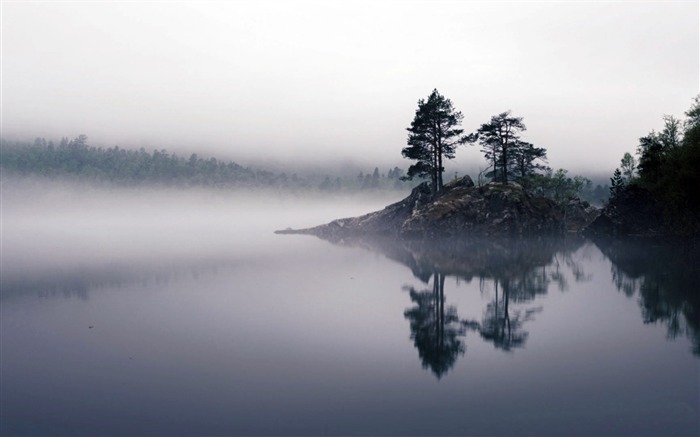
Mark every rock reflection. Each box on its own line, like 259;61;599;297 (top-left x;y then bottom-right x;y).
595;238;700;355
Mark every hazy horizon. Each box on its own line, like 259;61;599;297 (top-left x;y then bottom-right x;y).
2;1;698;175
4;3;700;435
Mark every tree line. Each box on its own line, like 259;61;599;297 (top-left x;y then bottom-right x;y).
401;89;607;204
608;95;700;232
2;89;616;204
1;135;269;187
0;135;413;191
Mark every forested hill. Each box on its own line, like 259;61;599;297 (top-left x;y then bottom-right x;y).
0;136;408;191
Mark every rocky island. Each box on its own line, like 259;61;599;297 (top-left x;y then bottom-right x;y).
279;92;699;241
276;175;599;239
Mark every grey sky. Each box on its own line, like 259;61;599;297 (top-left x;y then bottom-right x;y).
2;0;698;173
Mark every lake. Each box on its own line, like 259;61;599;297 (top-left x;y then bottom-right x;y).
1;184;698;436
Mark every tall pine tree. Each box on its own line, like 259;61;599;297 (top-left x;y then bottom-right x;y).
402;89;471;193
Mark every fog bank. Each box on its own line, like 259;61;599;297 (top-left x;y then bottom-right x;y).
3;1;697;173
1;178;402;280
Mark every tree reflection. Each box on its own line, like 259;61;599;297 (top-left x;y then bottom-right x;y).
404;272;475;378
479;279;542;351
298;234;590;376
403;266;552;378
394;237;586;375
595;238;700;355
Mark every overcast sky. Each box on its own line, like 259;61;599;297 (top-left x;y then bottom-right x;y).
2;0;698;173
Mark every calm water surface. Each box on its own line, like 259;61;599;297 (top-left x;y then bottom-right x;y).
1;188;698;436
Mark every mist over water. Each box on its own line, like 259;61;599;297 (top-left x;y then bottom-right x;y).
3;0;699;433
1;177;404;310
1;176;698;436
1;177;401;273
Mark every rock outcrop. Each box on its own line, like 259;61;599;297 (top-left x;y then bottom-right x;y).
277;175;599;239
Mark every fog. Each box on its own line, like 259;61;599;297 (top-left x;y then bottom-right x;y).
1;178;401;285
3;177;699;436
3;1;698;174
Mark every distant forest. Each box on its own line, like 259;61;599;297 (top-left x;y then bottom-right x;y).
0;135;411;192
0;134;609;204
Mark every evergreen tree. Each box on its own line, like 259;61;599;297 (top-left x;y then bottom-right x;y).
637;116;682;183
512;141;548;188
476;111;527;184
684;95;700;130
401;89;471;193
637;131;664;182
610;168;624;198
619;152;636;183
660;115;682;150
371;167;380;188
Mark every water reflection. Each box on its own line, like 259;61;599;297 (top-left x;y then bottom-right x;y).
324;236;588;377
0;258;238;302
594;237;700;355
403;268;550;378
478;278;542;351
318;234;699;377
403;272;476;378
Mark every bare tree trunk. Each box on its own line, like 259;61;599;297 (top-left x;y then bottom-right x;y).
502;139;509;185
437;145;443;192
432;145;438;194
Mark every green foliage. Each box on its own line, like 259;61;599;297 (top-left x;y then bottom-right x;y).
636;131;664;182
529;169;591;204
653;118;700;230
607;152;636;203
660;115;682;149
610;168;624;198
512;141;549;189
625;95;700;233
402;89;471;193
685;95;700;130
636;115;682;184
620;152;636;183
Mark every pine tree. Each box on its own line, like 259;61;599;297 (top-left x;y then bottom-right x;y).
512;141;548;188
619;152;636;183
610;168;624;198
476;111;527;184
401;89;471;193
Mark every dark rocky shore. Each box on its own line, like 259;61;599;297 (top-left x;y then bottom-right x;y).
584;184;700;238
277;176;599;239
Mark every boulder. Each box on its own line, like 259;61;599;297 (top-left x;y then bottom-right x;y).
443;174;475;191
562;198;600;233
